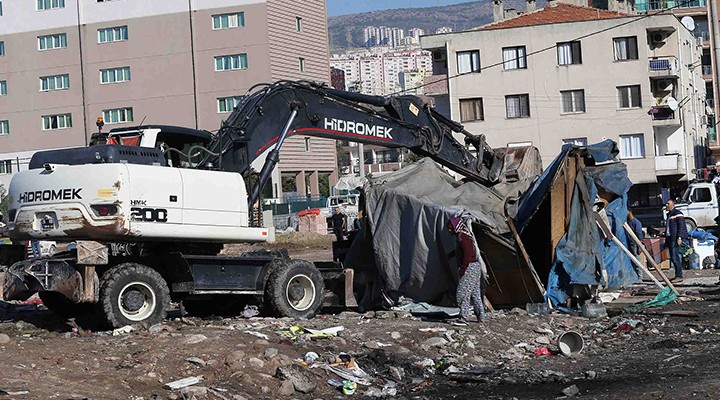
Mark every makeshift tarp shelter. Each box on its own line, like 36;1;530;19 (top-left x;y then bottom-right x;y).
346;140;637;311
515;140;638;307
346;152;545;309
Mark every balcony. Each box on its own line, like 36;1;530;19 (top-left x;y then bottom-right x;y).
650;105;680;126
642;0;706;11
654;154;684;175
649;57;679;77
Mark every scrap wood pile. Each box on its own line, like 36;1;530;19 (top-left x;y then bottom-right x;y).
345;140;677;313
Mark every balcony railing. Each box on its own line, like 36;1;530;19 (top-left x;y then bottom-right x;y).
654;154;682;172
640;0;706;11
651;106;676;121
648;57;679;76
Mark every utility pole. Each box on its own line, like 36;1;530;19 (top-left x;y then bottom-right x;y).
358;143;365;177
709;0;720;148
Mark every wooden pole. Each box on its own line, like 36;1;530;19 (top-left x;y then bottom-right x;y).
595;213;664;289
623;222;679;296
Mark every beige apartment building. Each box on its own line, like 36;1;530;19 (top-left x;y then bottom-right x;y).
0;0;336;200
422;2;708;207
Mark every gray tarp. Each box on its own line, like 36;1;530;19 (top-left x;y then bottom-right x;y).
357;158;538;303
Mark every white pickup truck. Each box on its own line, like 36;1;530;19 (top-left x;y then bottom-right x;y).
666;182;719;231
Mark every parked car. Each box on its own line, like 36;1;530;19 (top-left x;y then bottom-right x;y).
662;181;719;231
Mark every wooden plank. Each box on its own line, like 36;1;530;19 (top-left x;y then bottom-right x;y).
623;222;679;296
549;177;566;261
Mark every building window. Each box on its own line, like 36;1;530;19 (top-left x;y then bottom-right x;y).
215;54;248;71
563;137;588;146
0;120;9;135
103;107;133;124
217;96;244;113
37;0;65;10
505;94;530;119
100;67;131;84
459;98;484;122
0;160;11;174
304;137;311;152
457;50;480;74
613;36;638;61
98;26;128;43
561;90;585;113
42;113;72;130
212;12;245;30
299;57;305;72
617;85;642;108
620;134;645;158
40;74;70;91
0;2;3;16
557;41;582;65
0;41;4;56
296;17;303;32
0;80;5;95
38;33;67;50
502;46;526;70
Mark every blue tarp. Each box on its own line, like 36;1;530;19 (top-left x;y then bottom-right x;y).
515;140;639;307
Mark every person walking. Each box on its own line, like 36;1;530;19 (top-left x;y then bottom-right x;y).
665;199;688;283
448;216;486;326
331;208;346;242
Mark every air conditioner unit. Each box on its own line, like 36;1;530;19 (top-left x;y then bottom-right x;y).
653;79;674;92
696;36;704;47
651;32;667;44
701;115;708;125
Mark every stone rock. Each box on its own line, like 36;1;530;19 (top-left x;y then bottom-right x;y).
362;311;375;319
225;350;246;371
422;337;448;348
248;357;265;370
375;311;392;319
586;370;597;380
413;358;435;369
390;331;402;340
365;341;383;350
395;346;411;354
276;364;317;393
180;386;208;398
185;357;206;367
0;333;10;344
184;334;208;345
264;348;279;359
535;336;551;345
562;384;580;397
278;380;295;396
389;366;404;382
508;307;527;316
167;393;180;400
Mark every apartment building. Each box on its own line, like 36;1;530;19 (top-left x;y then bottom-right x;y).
0;0;336;201
422;2;708;207
634;0;718;150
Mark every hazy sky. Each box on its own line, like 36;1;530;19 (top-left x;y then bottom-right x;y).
326;0;476;16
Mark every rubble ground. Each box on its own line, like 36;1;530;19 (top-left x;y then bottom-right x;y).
2;269;720;399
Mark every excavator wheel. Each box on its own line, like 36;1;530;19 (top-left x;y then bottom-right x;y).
265;259;324;319
98;263;170;328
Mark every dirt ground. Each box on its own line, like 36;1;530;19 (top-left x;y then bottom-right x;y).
2;247;720;399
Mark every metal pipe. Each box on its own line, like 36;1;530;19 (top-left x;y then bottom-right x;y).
248;108;299;223
710;0;720;147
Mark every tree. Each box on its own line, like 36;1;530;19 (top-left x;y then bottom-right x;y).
0;184;8;219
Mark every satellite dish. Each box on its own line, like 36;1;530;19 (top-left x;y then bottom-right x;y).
667;97;679;111
681;16;696;31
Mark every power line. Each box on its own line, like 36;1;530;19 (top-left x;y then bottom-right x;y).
391;0;702;96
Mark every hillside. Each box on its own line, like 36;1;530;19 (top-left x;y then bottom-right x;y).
328;0;541;50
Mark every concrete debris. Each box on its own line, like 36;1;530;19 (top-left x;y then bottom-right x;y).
112;325;135;336
183;334;208;345
276;364;317;393
185;357;206;367
163;376;203;390
0;333;10;344
562;384;580;397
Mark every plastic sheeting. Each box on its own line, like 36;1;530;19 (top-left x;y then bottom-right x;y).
515;140;639;307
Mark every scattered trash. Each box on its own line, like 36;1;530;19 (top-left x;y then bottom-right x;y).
185;357;206;367
526;302;550;315
322;355;371;386
277;325;344;340
534;347;552;356
327;378;344;388
244;331;269;340
625;287;677;312
612;320;638;333
664;355;681;362
581;303;608;319
342;380;357;395
111;325;135;336
242;305;260;318
418;327;447;333
557;331;584;357
163;376;203;390
304;351;319;364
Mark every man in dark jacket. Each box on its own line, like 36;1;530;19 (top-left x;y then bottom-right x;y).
665;199;688;283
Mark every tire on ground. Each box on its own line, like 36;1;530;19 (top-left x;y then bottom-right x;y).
685;219;697;233
265;259;324;319
98;263;170;328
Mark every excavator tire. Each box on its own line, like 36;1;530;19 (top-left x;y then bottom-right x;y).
98;263;170;328
265;259;324;319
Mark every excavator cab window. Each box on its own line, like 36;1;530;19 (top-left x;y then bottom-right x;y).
156;132;209;168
